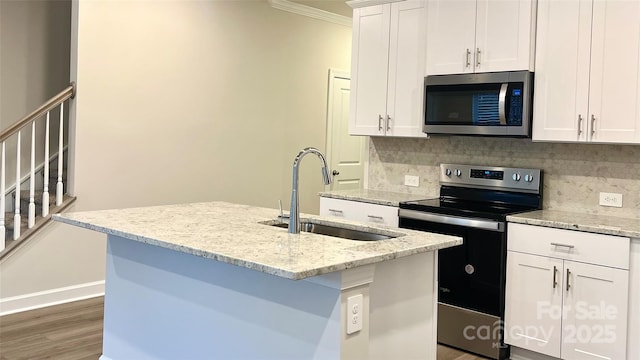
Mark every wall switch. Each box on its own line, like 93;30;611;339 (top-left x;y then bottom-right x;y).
404;175;420;187
346;294;363;334
599;192;623;208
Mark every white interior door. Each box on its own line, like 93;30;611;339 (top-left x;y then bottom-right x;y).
326;71;366;191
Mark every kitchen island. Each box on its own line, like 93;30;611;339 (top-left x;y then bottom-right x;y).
53;201;461;360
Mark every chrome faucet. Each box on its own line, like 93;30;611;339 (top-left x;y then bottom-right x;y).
289;147;331;234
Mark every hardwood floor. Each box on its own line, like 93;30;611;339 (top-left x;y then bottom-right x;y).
0;297;103;360
0;296;487;360
437;345;489;360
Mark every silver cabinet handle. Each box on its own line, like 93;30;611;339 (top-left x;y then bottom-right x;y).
378;115;383;132
367;215;384;220
553;265;558;289
591;114;596;136
551;242;575;249
578;114;583;135
476;48;481;67
566;268;571;292
498;83;508;125
466;49;471;68
386;115;391;131
328;208;343;214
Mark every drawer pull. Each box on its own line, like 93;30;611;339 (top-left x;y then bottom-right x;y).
553;265;558;289
566;268;571;292
551;242;575;249
367;215;384;221
328;209;344;214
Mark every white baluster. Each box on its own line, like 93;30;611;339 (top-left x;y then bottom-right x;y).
43;111;50;217
56;102;64;206
0;142;5;251
14;131;21;240
28;121;36;228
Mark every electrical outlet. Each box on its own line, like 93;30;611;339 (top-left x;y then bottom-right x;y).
599;192;622;208
404;175;420;187
346;294;363;334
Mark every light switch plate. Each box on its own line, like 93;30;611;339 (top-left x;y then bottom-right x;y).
404;175;419;187
599;192;622;208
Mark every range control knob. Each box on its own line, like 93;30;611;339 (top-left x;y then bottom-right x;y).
455;169;462;177
525;174;534;182
445;168;452;177
512;173;521;182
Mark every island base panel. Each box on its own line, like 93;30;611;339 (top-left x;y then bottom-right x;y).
101;235;345;360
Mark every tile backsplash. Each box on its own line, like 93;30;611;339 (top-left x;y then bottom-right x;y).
367;136;640;218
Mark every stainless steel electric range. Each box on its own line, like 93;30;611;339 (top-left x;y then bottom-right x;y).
399;164;543;360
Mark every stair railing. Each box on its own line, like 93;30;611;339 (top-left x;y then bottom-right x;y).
0;83;75;251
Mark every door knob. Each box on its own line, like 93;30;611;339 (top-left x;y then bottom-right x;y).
332;170;340;176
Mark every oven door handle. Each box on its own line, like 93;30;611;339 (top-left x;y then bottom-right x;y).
399;209;504;232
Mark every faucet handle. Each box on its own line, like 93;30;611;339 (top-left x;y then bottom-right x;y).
278;200;289;223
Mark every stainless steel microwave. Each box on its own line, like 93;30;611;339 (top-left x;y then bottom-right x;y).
423;71;533;137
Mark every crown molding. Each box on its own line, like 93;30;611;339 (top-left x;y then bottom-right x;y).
268;0;352;27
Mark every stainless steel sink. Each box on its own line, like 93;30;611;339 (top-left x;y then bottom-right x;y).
266;221;396;241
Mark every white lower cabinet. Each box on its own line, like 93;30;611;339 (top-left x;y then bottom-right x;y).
319;197;398;228
505;223;630;360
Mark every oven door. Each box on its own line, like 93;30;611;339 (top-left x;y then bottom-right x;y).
399;209;509;359
398;211;506;315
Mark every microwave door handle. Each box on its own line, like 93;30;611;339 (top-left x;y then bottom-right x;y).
498;83;508;125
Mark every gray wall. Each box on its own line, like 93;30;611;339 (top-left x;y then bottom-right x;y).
0;0;71;128
0;0;71;195
368;136;640;218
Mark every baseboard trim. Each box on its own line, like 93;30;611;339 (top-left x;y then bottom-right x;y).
510;346;559;360
0;280;104;316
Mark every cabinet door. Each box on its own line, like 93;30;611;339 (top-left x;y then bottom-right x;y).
504;251;563;358
587;0;640;144
349;5;390;136
532;0;592;142
385;0;428;137
425;0;476;75
562;261;629;360
474;0;535;72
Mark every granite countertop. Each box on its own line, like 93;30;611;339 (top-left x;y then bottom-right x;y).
53;201;461;280
507;210;640;238
319;189;434;207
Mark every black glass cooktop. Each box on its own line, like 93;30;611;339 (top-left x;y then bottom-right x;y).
400;186;542;221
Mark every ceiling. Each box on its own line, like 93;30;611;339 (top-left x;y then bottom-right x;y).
288;0;352;18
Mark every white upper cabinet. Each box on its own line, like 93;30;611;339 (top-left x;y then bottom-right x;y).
533;0;640;144
425;0;536;75
350;5;390;136
349;0;428;137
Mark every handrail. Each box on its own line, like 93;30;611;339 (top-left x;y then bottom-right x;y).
0;82;75;143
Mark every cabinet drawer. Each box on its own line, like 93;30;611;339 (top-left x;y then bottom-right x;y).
508;223;630;269
319;197;399;228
